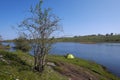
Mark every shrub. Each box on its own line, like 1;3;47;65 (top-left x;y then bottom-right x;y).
14;37;31;52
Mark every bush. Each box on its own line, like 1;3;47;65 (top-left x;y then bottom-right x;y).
14;37;31;52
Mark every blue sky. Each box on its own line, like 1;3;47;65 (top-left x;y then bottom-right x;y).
0;0;120;40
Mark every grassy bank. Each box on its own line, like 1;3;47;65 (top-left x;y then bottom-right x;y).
48;55;120;80
0;50;119;80
0;50;67;80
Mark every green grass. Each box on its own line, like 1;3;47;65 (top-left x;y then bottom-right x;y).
0;50;119;80
0;50;67;80
47;55;120;80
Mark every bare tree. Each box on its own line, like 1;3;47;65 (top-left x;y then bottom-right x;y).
19;0;61;72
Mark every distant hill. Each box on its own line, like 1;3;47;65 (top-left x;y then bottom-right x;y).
55;34;120;43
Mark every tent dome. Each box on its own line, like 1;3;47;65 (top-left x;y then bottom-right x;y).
66;54;75;59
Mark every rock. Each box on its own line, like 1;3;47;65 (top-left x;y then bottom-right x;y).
89;77;92;80
0;55;3;58
47;62;56;67
0;57;9;64
68;78;72;80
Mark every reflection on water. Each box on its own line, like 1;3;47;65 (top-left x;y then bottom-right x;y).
105;43;120;46
2;42;120;77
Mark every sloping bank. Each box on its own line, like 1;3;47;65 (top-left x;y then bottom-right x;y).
0;50;119;80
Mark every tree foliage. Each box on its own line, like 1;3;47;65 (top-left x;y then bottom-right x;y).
19;0;61;72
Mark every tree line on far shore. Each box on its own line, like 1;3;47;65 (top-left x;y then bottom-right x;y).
55;33;120;43
2;33;120;43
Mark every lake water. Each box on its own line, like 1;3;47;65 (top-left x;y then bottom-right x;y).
2;42;120;77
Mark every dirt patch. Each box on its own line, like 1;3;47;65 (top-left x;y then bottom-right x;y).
53;62;99;80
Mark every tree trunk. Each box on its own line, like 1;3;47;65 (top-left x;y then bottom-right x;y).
34;50;46;72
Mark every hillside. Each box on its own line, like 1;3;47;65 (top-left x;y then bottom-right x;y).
0;50;119;80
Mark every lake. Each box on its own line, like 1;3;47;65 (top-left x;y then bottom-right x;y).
2;42;120;77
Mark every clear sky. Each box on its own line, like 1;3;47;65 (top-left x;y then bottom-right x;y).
0;0;120;40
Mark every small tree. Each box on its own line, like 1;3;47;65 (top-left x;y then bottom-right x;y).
15;35;31;52
110;33;113;36
19;0;61;72
0;35;2;41
0;35;2;45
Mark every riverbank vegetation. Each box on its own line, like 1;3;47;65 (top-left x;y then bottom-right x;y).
14;36;31;52
0;50;119;80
